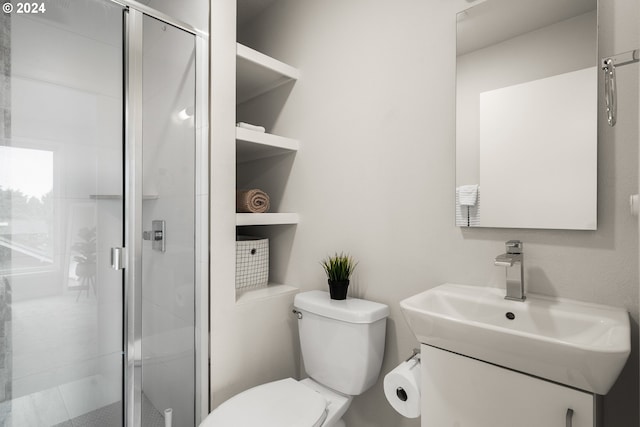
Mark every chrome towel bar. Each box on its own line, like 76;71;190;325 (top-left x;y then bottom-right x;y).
602;49;639;127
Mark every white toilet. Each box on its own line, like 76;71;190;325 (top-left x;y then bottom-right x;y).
201;290;390;427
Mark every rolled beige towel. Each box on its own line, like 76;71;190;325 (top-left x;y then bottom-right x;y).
236;189;270;213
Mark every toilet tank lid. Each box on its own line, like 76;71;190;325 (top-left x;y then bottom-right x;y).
294;290;390;323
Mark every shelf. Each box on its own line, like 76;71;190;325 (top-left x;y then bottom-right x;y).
237;43;300;104
236;283;299;304
236;127;299;163
236;213;300;226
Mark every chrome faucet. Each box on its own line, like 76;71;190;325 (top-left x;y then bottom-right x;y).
494;240;525;302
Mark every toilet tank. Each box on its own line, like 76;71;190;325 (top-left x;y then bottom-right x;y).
294;290;390;396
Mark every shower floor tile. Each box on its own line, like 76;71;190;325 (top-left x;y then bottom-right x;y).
49;393;164;427
52;401;120;427
142;393;165;427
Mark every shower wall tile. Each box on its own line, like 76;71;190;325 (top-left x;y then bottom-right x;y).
58;374;119;420
11;16;120;98
11;370;57;401
28;387;70;425
5;393;42;426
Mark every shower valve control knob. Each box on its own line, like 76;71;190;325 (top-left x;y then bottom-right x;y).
143;220;166;252
143;230;163;241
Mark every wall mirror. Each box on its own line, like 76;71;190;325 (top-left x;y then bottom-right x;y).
455;0;598;230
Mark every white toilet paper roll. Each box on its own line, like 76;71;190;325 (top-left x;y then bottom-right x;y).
383;358;421;418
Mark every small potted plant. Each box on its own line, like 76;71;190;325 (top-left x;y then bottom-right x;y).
320;252;357;300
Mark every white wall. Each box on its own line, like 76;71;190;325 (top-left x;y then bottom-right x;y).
229;1;640;426
209;0;235;407
208;0;306;410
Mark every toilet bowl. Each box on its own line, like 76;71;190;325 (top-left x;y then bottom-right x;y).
201;377;352;427
200;291;389;427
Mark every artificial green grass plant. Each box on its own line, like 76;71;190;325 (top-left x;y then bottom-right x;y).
321;252;358;282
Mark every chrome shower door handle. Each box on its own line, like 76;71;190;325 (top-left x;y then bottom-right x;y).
111;247;126;270
566;408;574;427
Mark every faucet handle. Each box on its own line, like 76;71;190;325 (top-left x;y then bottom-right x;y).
505;240;523;254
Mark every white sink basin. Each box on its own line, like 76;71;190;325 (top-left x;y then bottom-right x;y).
400;283;630;395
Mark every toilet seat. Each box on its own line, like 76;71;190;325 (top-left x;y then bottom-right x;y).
201;378;328;427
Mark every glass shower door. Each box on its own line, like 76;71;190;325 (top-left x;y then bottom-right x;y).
139;15;196;427
1;1;125;425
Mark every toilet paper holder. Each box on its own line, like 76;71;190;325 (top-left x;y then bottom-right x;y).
385;348;422;418
395;348;421;402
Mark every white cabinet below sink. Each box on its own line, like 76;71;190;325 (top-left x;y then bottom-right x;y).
421;345;598;427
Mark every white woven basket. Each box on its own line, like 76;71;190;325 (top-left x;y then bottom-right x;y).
235;236;269;290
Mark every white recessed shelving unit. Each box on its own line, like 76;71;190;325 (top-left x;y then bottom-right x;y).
236;43;301;104
235;43;301;301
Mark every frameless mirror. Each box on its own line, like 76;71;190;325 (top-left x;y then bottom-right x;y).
455;0;598;230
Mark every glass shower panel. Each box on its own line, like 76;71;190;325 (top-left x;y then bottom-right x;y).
1;1;124;425
141;15;196;427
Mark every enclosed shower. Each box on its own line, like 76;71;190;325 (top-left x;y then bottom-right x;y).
0;0;208;425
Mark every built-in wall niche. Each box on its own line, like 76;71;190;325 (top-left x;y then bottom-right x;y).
235;41;300;224
235;125;300;227
234;35;301;301
236;0;279;30
235;225;298;303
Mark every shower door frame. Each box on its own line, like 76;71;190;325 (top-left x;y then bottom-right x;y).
120;3;209;426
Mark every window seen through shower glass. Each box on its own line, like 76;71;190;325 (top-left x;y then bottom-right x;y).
0;146;54;273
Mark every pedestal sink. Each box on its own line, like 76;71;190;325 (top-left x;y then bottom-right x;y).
400;283;630;395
